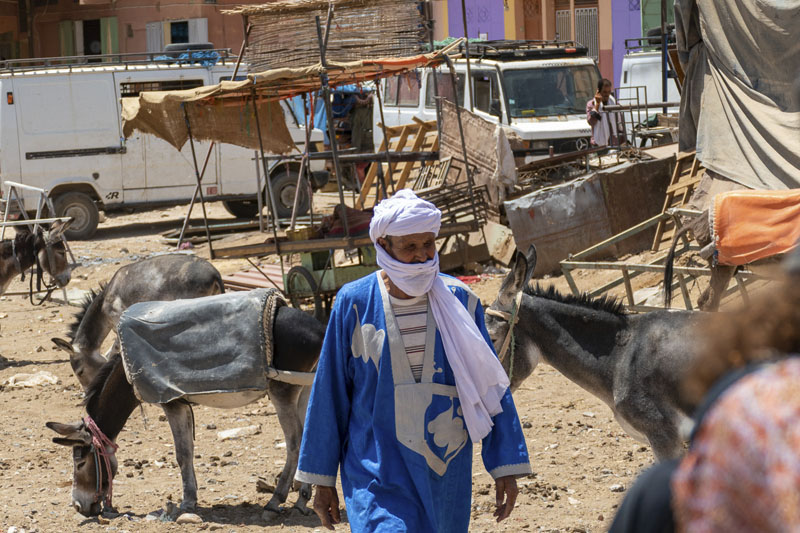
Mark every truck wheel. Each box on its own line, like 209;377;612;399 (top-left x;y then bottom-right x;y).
53;192;99;240
270;171;309;219
222;199;259;219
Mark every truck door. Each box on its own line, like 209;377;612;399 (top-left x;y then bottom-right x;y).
14;73;123;204
114;70;215;204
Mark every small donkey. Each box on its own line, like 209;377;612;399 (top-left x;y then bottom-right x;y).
0;219;72;295
484;247;700;460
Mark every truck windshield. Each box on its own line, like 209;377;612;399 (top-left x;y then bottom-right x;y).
503;66;597;118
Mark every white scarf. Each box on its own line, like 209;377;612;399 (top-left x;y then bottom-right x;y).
369;190;510;442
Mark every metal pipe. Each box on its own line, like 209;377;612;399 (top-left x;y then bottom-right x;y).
603;102;679;112
425;2;443;144
661;0;669;115
460;0;473;112
373;82;394;197
177;20;251;249
315;13;350;237
251;87;282;246
443;55;480;228
182;105;215;258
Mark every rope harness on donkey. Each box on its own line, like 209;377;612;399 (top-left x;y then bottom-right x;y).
83;415;119;510
485;291;523;381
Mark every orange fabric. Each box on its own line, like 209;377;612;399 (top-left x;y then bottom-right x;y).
713;189;800;265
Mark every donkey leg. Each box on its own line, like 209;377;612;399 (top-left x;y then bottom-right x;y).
615;398;683;462
293;385;313;514
162;401;198;511
264;381;304;513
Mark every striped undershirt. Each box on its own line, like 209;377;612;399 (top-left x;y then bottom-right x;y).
389;293;428;382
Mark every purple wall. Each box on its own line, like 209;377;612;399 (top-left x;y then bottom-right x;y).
611;1;642;88
448;1;505;40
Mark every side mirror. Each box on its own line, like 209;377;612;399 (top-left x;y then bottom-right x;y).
490;99;502;118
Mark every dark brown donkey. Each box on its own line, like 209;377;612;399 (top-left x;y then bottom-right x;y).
46;301;324;518
0;219;72;295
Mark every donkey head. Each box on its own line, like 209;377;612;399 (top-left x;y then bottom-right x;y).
46;420;118;517
485;246;537;390
51;337;109;392
34;219;73;288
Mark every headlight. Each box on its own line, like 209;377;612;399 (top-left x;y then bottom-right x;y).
533;140;550;150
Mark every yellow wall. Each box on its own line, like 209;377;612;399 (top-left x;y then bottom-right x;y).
432;0;448;41
504;0;524;40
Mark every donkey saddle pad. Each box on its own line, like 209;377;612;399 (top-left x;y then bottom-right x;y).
117;288;285;405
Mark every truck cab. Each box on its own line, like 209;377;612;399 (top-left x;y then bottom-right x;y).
375;40;599;158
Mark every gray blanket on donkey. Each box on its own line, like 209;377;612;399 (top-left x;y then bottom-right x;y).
117;288;285;404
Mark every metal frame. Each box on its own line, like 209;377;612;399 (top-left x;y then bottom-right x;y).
559;211;771;312
1;181;76;301
168;8;482;316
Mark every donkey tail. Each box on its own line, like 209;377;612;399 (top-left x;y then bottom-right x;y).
663;225;692;309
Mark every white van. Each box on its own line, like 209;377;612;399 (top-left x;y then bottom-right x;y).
0;51;323;239
375;41;600;158
618;50;680;112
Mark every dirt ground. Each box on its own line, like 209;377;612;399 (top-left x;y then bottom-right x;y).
0;202;705;533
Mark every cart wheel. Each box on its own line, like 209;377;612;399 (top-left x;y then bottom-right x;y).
286;266;324;322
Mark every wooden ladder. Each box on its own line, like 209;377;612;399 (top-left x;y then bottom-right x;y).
652;151;703;251
356;118;438;209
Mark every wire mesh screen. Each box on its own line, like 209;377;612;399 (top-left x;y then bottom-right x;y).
228;0;427;72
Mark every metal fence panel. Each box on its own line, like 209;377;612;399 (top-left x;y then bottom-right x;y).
576;7;599;60
556;10;571;41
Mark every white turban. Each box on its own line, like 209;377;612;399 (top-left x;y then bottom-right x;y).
369;189;510;442
369;189;441;242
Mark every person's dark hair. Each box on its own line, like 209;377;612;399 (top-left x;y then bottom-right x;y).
597;78;612;92
682;273;800;407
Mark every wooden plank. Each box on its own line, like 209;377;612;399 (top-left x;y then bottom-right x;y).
356;136;388;209
396;124;432;190
214;221;478;259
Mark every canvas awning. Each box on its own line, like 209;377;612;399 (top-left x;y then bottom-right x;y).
121;41;463;153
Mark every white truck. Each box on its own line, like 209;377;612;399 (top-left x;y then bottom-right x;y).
375;40;600;158
0;50;323;239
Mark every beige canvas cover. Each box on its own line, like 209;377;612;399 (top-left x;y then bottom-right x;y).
121;43;462;153
121;81;296;154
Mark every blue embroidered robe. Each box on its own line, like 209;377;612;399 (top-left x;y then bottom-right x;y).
296;272;530;532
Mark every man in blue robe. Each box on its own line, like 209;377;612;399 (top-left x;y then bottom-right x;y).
296;190;530;532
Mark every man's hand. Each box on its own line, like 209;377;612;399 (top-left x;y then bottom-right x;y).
493;475;518;522
594;91;603;107
313;485;341;530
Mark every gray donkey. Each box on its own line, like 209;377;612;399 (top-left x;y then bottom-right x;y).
484;247;699;460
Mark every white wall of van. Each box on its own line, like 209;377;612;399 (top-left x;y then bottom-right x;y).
0;61;321;239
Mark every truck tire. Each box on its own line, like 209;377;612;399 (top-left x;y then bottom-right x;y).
54;192;99;240
270;171;309;219
222;199;259;219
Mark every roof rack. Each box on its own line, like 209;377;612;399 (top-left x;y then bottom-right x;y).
0;48;236;74
455;39;590;61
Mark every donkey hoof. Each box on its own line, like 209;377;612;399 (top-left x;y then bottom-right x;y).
179;500;197;513
293;502;313;516
264;500;282;514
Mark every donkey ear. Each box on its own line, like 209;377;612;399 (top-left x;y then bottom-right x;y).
46;421;91;443
523;244;537;285
46;218;72;241
52;337;76;355
497;250;528;308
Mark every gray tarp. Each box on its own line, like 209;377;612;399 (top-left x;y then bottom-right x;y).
117;288;284;405
675;0;800;190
